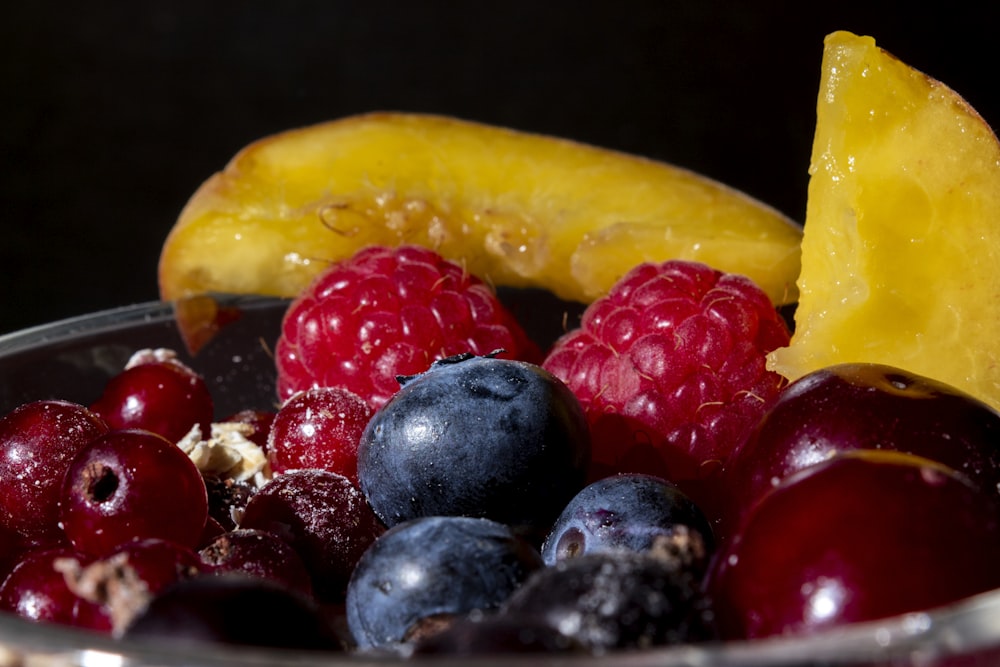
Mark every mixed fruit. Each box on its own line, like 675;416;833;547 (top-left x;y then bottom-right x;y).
1;29;1000;660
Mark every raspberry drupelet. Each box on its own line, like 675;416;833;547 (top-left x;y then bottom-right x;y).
275;245;542;408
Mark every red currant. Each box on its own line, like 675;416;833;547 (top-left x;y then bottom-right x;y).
267;387;373;484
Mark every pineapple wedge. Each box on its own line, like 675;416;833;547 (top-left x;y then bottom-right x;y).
769;32;1000;411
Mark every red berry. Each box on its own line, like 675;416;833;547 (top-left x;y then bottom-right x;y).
90;350;214;444
199;528;314;599
267;386;373;484
275;245;542;407
0;400;109;546
239;469;383;601
709;451;1000;639
543;260;790;485
0;546;107;630
59;429;209;556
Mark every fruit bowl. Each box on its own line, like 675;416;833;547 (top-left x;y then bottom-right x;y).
2;296;1000;666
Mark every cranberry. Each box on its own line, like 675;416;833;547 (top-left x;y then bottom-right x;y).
267;387;373;484
239;469;383;601
90;355;214;444
709;451;1000;639
55;537;205;634
0;546;109;630
199;528;314;599
0;400;109;546
59;429;209;556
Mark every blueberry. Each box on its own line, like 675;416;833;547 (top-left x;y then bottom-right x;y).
541;473;715;573
501;551;717;651
345;515;544;650
357;353;590;535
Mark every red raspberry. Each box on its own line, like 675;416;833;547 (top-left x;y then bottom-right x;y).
543;260;790;484
276;245;542;407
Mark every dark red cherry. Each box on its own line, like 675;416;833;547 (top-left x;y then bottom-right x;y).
90;355;214;444
59;429;209;556
709;451;1000;640
0;400;109;546
722;363;1000;539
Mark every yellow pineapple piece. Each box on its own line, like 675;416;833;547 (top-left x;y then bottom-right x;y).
158;113;801;307
768;31;1000;410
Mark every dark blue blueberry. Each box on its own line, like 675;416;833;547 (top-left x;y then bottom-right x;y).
345;515;544;650
541;473;714;572
357;354;590;535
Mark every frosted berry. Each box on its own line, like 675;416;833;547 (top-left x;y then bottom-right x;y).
239;469;383;601
267;386;373;484
543;260;790;486
275;244;542;407
0;400;109;546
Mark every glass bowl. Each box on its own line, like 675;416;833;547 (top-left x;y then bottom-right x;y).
1;295;1000;666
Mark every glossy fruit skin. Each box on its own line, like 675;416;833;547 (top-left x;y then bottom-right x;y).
543;259;789;488
238;469;383;601
540;473;714;572
709;451;1000;640
122;574;342;651
0;546;106;630
345;515;544;650
502;550;716;651
0;400;109;546
275;244;542;407
358;354;591;535
90;359;214;444
59;429;209;557
725;363;1000;534
266;386;373;484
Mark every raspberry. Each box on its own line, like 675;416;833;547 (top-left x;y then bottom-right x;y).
275;245;542;407
542;260;790;484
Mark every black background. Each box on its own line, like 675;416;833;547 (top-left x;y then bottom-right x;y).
2;1;998;334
